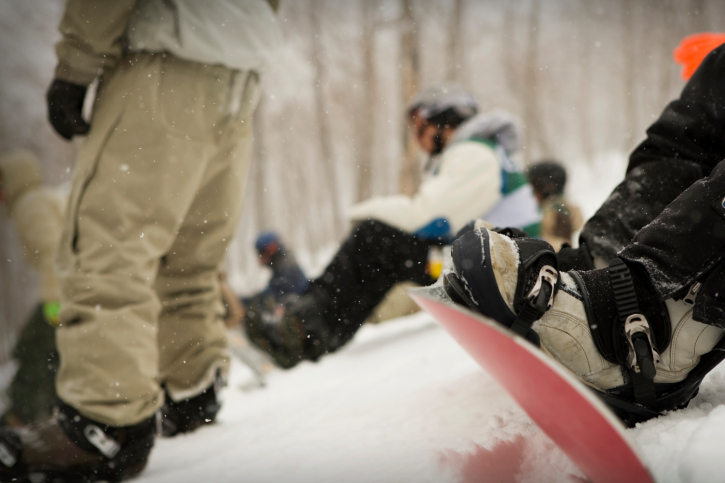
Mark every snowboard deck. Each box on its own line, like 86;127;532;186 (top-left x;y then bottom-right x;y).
410;286;653;483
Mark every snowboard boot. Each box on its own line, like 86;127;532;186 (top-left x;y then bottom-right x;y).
447;227;725;425
161;374;223;437
243;288;332;369
0;402;155;482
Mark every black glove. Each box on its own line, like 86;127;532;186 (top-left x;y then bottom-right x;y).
557;243;594;272
493;226;530;239
46;79;90;140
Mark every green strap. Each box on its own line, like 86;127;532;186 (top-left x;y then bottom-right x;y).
43;302;61;327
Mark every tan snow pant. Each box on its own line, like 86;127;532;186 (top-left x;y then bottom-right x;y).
55;52;259;426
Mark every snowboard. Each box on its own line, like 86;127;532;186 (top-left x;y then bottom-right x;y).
410;285;653;483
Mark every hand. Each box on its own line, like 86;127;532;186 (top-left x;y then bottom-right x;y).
46;79;90;140
557;243;594;272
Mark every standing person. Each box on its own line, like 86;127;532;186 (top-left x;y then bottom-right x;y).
526;160;583;250
0;150;65;428
245;84;542;369
0;1;281;481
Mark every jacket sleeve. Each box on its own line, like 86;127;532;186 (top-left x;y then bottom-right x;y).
54;0;139;85
628;44;725;176
11;190;65;301
347;142;502;234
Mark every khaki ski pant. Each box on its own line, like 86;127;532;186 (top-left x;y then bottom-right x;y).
55;52;259;426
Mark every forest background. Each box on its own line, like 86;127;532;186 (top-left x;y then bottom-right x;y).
1;0;723;362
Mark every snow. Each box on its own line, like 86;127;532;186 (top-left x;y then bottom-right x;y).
128;308;725;482
136;313;725;483
137;313;582;483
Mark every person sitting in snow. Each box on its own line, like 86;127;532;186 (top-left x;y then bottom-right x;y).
242;232;309;333
444;41;725;425
526;160;583;250
244;84;542;368
0;150;65;428
247;231;309;305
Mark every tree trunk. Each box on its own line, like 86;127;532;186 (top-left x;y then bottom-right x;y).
356;0;376;202
577;1;594;164
446;0;465;83
621;0;637;151
252;101;267;231
522;0;548;162
310;1;344;240
399;0;421;196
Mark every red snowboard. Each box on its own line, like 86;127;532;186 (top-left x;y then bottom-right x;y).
410;286;654;483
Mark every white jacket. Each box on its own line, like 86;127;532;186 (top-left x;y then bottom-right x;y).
127;0;283;73
348;111;541;237
348;141;502;235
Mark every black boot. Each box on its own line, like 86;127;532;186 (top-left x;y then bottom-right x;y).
0;402;155;482
243;288;332;369
161;375;223;437
447;226;559;344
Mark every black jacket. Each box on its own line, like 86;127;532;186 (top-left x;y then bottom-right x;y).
629;44;725;176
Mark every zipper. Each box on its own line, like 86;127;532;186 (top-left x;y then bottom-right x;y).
683;282;702;306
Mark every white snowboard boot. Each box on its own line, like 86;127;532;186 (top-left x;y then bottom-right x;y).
446;227;725;423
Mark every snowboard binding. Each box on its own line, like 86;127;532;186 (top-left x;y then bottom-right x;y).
447;227;560;345
444;227;725;427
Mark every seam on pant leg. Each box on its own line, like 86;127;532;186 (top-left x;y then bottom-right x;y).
69;114;125;258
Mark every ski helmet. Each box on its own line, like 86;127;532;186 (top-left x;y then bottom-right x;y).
255;231;281;254
407;83;478;129
527;161;567;199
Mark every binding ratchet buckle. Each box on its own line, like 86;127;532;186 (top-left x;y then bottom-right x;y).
526;265;558;313
623;314;659;380
609;258;659;408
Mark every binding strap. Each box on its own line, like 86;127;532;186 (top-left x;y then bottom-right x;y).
609;258;659;409
509;259;558;339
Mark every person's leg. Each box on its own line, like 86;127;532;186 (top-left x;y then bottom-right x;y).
619;158;725;325
155;70;257;435
3;304;58;426
449;165;725;421
54;53;230;427
245;220;441;367
310;220;440;344
563;160;704;270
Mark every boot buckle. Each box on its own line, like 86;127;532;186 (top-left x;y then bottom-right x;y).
0;442;17;468
527;265;558;311
624;314;660;376
84;425;121;458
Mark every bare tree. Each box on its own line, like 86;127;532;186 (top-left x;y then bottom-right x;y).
399;0;421;196
310;1;344;238
251;102;268;231
356;0;376;202
620;0;638;151
577;1;594;163
521;0;550;162
446;0;465;83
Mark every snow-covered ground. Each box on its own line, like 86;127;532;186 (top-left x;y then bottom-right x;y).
134;311;725;483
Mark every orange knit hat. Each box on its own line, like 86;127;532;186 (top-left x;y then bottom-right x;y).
673;32;725;80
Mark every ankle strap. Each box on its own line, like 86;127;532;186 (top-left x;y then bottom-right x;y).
609;259;659;409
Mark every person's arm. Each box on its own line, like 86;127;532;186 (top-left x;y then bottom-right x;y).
48;0;138;139
348;142;502;234
628;44;725;175
54;0;139;85
11;191;64;298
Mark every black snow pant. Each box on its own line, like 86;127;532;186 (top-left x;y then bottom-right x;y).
581;159;705;263
3;304;59;425
309;220;444;349
619;158;725;328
